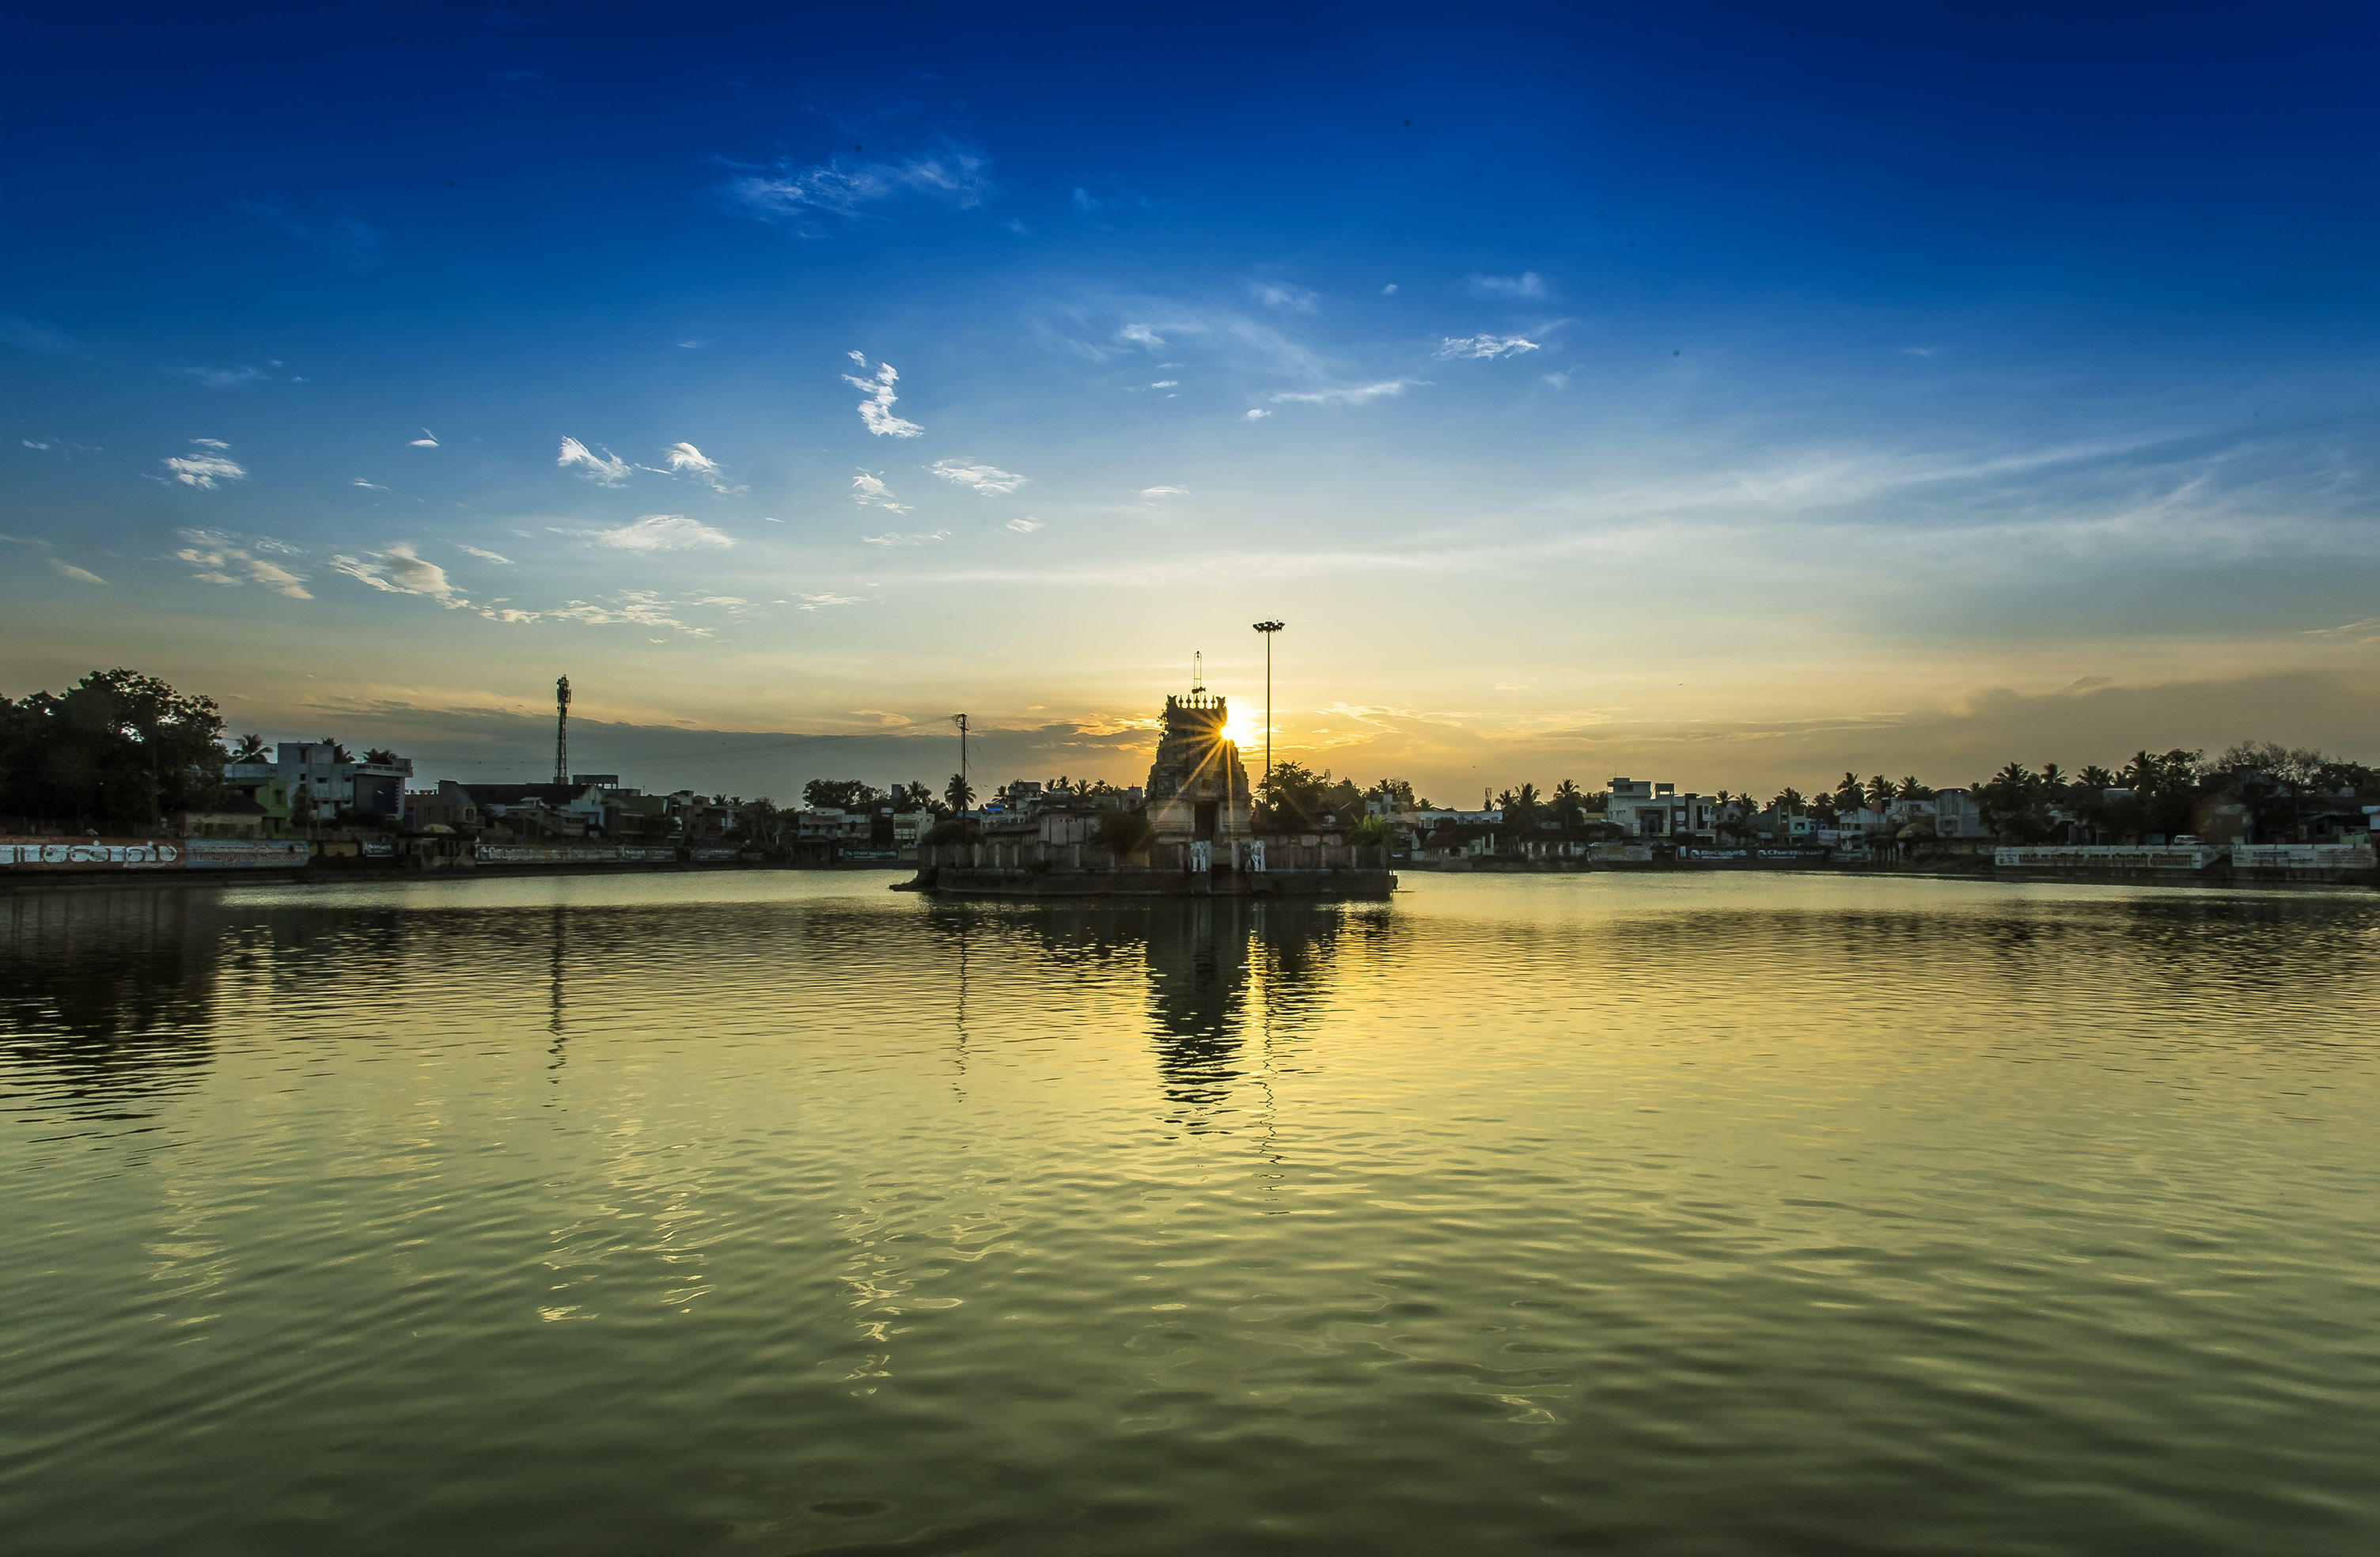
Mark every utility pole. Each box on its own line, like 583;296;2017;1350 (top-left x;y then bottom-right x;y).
555;675;570;785
1253;621;1283;782
951;713;969;810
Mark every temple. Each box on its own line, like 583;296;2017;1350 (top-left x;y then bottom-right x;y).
1143;688;1253;848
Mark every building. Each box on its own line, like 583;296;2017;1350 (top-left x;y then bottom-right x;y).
1931;788;1988;839
1143;687;1253;847
1605;778;1716;839
223;742;413;825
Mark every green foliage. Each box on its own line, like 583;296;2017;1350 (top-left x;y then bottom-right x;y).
944;772;976;811
803;778;885;812
0;669;227;825
1092;807;1152;856
1255;760;1361;833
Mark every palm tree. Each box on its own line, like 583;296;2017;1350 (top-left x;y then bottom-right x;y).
1895;775;1927;799
2076;765;2117;792
945;772;976;811
229;733;268;762
2039;762;2067;794
1772;786;1804;814
1865;774;1893;813
1832;771;1865;813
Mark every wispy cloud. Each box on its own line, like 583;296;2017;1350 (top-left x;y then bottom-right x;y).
657;441;746;493
1469;271;1550;301
795;593;866;609
567;514;735;552
350;478;387;490
852;470;910;512
1541;370;1571;390
174;528;310;597
162;440;248;488
1245;408;1271;420
0;532;108;584
1004;517;1044;534
2304;616;2380;644
1140;485;1188;498
457;544;514;564
843;354;923;438
0;315;81;358
410;429;438;447
1434;335;1540;360
930;458;1027;494
241;205;387;270
330;544;470;608
1252;280;1318;313
862;529;950;547
557;436;631;485
723;142;993;230
173;365;272;388
1270;379;1421;405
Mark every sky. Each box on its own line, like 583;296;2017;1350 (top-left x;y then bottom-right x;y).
5;2;2377;804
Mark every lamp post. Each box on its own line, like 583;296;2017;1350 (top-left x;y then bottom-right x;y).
1252;620;1283;783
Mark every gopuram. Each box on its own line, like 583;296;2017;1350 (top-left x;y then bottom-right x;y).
1143;684;1252;851
900;659;1392;900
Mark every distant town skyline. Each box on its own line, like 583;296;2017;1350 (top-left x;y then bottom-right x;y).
6;4;2376;799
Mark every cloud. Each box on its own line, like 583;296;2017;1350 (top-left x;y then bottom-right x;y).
842;355;923;438
1245;408;1271;419
548;590;708;635
242;205;386;270
329;544;468;608
658;441;746;493
1252;281;1318;312
457;544;514;564
0;315;81;358
1004;517;1044;534
47;557;107;585
173;528;311;598
1150;379;1179;388
1434;335;1541;360
930;458;1028;494
173;365;271;388
1270;379;1421;405
1140;486;1188;498
723;142;994;229
678;339;706;349
557;436;631;484
571;514;734;552
1382;283;1400;295
1541;370;1571;389
351;478;387;490
410;430;438;447
862;529;950;547
852;470;911;512
795;593;866;609
1469;271;1550;301
163;441;248;488
2305;616;2380;644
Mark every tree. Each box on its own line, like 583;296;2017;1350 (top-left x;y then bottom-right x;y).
1974;761;2053;843
363;748;399;766
945;772;976;811
1832;771;1866;814
1863;774;1893;813
1895;775;1932;801
892;781;942;813
317;737;355;763
229;733;269;763
0;669;226;826
803;778;885;812
2076;765;2117;792
1092;807;1151;858
1499;782;1544;828
1771;786;1804;815
1551;778;1586;828
1256;760;1361;833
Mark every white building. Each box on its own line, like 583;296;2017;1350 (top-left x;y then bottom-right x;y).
225;741;413;821
1605;778;1715;839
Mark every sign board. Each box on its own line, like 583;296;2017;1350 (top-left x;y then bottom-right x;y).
186;839;309;869
0;838;183;870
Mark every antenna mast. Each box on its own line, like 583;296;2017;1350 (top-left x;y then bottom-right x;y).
1191;650;1204;696
951;713;969;809
555;675;571;784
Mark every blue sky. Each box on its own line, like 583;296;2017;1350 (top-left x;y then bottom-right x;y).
5;2;2376;798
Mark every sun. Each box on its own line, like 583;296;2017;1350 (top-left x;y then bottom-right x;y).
1221;715;1250;748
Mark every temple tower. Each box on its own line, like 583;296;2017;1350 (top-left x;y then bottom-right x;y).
1143;676;1252;847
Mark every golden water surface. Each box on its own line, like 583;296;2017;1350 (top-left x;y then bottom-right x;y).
2;872;2374;1555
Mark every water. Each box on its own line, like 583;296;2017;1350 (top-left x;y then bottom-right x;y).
2;872;2374;1555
